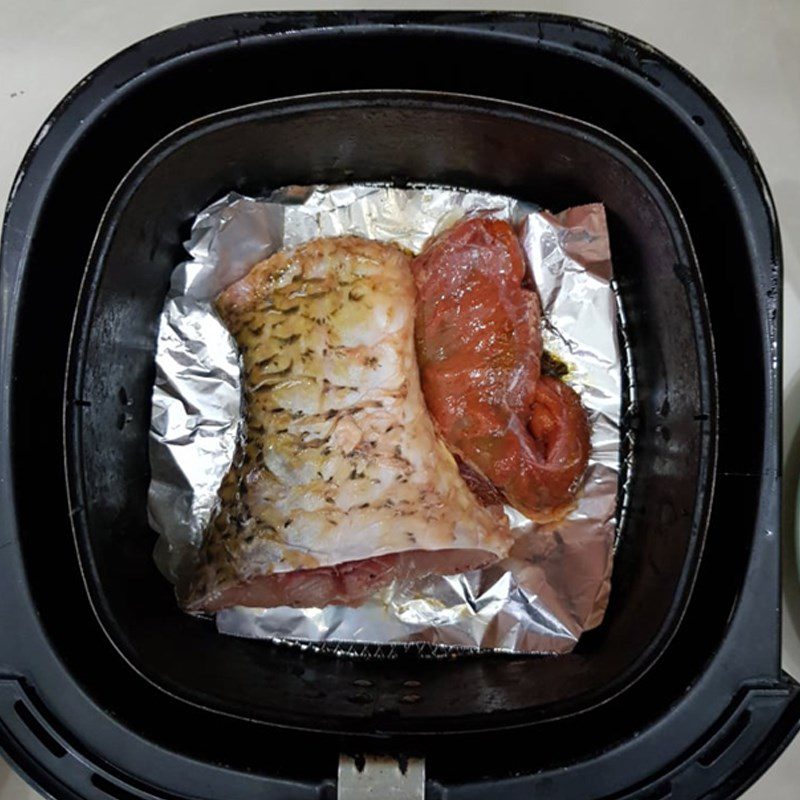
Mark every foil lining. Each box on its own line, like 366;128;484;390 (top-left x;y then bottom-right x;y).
148;185;621;655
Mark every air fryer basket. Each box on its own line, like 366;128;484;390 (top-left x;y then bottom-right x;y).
66;91;712;730
1;12;796;800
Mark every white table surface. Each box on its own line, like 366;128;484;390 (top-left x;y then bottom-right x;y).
1;1;799;798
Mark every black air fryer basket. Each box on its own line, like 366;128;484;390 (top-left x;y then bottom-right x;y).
0;13;796;800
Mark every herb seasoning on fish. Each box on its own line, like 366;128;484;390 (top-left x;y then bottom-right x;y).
185;236;511;613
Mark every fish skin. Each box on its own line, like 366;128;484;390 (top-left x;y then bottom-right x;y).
185;236;511;612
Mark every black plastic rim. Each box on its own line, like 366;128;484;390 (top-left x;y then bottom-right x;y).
0;12;790;800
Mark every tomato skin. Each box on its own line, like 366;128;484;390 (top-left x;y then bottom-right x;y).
412;217;590;520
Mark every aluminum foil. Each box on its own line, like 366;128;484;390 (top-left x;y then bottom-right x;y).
148;184;621;655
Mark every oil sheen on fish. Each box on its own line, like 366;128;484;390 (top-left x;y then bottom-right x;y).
185;236;512;612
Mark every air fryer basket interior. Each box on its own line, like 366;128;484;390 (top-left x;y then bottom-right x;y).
65;92;714;733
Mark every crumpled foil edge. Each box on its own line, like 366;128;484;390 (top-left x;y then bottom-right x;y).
148;184;622;655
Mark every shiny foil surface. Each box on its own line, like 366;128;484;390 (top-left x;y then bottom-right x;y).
148;185;622;654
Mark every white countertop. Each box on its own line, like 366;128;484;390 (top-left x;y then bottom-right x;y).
1;1;799;798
